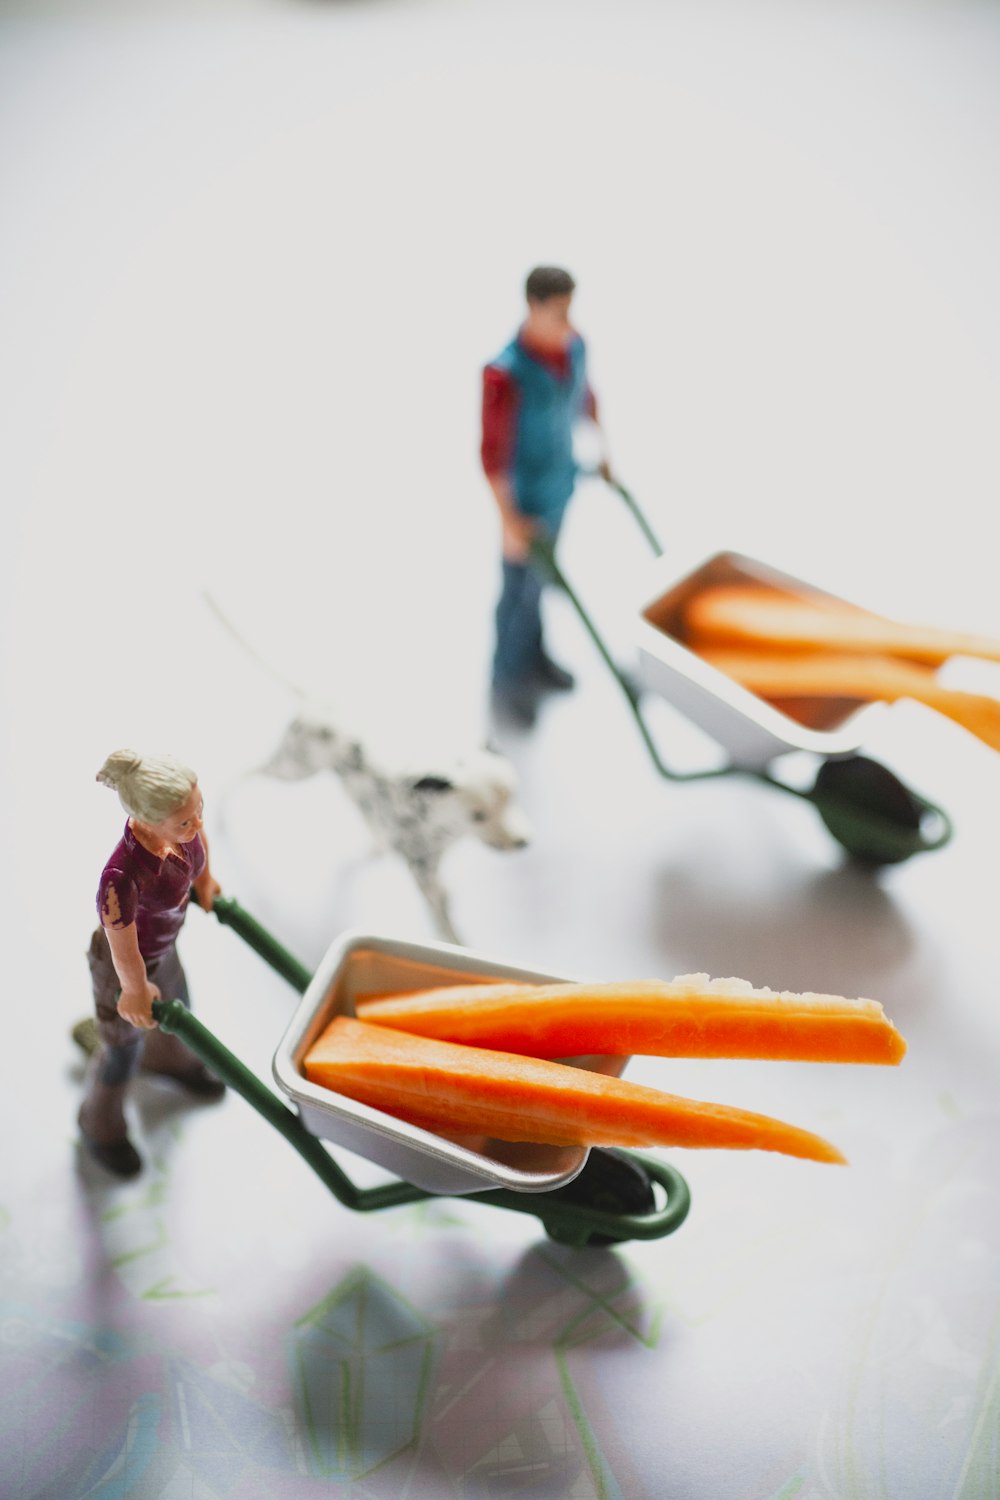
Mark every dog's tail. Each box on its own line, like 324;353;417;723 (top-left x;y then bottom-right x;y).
202;590;307;700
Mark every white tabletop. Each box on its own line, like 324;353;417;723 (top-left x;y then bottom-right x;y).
2;3;999;1496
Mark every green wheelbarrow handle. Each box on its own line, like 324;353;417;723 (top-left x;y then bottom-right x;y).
196;891;312;993
603;474;664;556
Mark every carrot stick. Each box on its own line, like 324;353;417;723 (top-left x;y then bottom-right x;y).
303;1017;847;1163
355;976;906;1065
684;586;1000;667
699;648;1000;751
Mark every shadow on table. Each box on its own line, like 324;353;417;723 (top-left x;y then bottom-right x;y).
286;1239;662;1495
646;860;919;1003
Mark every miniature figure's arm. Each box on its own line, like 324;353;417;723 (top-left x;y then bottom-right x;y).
482;365;537;560
191;832;221;914
485;472;538;561
102;918;160;1030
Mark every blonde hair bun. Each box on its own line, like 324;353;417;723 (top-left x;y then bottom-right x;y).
95;749;143;787
96;749;198;825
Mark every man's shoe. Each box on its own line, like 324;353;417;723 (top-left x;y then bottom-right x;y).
491;680;538;729
534;655;575;692
79;1127;143;1178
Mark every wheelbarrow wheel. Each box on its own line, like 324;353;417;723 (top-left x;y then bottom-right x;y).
810;754;928;866
542;1148;656;1247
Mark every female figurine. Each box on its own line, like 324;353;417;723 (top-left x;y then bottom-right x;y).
80;749;224;1177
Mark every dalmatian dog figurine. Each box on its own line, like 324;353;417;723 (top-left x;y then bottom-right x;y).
261;707;532;944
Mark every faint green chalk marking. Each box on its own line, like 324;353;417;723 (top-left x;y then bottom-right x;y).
952;1300;1000;1500
142;1277;216;1301
554;1346;623;1500
292;1266;437;1482
766;1478;806;1500
545;1251;659;1499
542;1250;659;1349
109;1217;170;1268
101;1179;169;1221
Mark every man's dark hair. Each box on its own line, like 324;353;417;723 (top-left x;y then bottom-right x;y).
525;265;576;303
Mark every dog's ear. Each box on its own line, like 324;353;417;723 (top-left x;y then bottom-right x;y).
411;774;454;794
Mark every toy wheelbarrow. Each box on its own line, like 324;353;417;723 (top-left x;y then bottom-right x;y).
533;483;953;866
151;895;691;1249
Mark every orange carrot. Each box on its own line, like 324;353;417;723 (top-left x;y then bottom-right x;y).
699;648;1000;751
303;1016;846;1163
684;586;1000;667
355;976;906;1065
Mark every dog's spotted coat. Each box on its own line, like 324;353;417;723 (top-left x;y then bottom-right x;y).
262;709;531;943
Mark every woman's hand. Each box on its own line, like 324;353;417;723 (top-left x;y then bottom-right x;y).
117;978;161;1030
104;920;159;1028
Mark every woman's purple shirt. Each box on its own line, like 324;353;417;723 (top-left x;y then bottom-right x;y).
97;821;206;962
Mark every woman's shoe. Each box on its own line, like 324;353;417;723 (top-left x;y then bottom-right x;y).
78;1122;142;1178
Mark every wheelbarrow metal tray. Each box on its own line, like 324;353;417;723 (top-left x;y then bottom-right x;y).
273;931;628;1196
636;549;884;768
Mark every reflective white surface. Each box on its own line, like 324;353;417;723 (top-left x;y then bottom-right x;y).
2;2;1000;1496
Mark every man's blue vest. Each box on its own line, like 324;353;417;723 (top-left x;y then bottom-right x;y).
492;333;589;531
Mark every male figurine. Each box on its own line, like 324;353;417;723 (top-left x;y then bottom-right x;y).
481;265;610;728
